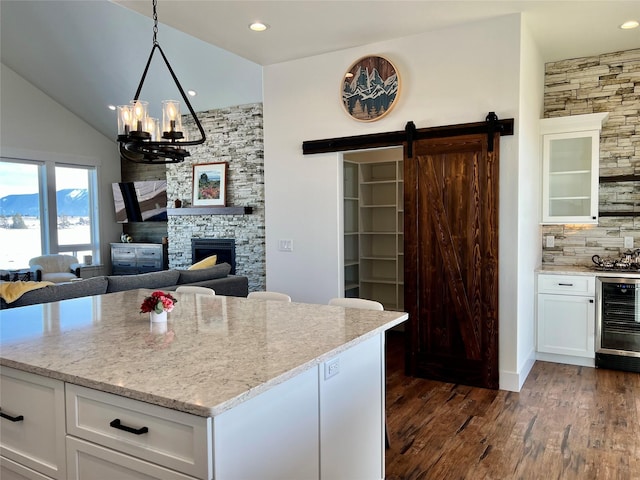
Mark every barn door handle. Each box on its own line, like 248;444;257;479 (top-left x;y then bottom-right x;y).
0;409;24;422
110;418;149;435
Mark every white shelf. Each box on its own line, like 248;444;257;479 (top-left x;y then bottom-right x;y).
343;156;404;310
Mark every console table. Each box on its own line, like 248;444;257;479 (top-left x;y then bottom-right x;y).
110;243;168;275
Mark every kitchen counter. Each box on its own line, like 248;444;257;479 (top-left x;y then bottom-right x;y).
537;264;640;278
0;289;408;417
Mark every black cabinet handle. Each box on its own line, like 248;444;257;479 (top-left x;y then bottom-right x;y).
109;418;148;435
589;299;594;303
0;409;24;422
558;283;574;287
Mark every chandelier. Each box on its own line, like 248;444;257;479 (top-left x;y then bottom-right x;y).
116;0;205;164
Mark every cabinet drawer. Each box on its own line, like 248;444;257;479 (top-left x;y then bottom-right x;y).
65;384;211;479
111;266;139;276
0;368;66;479
136;247;162;259
1;456;54;480
538;274;595;296
111;247;136;259
66;437;195;480
137;261;163;270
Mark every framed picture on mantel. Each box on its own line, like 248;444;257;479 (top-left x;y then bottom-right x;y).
192;162;227;207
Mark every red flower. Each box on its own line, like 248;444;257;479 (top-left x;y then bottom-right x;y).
140;291;177;314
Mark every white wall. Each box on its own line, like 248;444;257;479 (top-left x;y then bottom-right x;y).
264;15;529;389
500;18;544;391
0;63;122;268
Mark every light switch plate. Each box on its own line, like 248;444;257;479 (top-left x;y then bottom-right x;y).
624;236;634;249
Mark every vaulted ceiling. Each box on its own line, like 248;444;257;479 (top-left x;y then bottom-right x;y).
2;1;639;141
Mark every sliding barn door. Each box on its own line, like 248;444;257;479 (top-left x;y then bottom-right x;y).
405;133;499;389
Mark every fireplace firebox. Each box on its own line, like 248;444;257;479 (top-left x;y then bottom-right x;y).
191;238;236;275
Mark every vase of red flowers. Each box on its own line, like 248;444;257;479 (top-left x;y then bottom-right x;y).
141;291;177;323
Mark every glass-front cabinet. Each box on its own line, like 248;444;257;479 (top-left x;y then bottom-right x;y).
540;112;608;224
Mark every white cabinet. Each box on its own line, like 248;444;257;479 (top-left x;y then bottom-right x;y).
343;155;404;310
540;112;608;224
213;366;320;480
0;367;66;480
2;334;387;480
65;384;211;479
319;334;384;480
213;333;386;480
536;274;596;366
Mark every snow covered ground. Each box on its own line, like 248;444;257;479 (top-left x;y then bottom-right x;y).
0;217;90;270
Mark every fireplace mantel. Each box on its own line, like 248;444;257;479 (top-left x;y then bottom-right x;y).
167;207;253;216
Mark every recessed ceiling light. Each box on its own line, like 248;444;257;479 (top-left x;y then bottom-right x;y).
620;20;639;29
187;90;197;97
108;105;116;111
249;22;269;32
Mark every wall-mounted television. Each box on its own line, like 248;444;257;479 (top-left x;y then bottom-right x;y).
111;181;168;223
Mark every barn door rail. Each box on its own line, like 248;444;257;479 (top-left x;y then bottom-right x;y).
302;113;513;156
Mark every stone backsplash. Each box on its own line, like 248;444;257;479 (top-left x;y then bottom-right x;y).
542;48;640;266
166;103;265;291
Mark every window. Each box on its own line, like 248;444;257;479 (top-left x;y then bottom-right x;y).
0;159;100;270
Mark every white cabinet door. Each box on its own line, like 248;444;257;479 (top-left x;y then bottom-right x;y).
0;368;66;480
540;112;608;224
537;293;595;358
213;366;319;480
319;334;384;480
66;437;195;480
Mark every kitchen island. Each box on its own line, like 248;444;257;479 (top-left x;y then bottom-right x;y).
0;290;407;480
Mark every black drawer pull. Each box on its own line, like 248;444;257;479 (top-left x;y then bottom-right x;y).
0;409;24;422
558;283;574;287
110;418;149;435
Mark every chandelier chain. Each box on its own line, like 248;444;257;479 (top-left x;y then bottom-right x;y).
152;0;158;45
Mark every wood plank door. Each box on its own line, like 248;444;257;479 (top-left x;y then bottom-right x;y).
405;132;499;389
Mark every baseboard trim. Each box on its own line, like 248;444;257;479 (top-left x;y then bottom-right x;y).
499;350;536;392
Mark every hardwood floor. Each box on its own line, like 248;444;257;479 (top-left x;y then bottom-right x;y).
384;331;640;480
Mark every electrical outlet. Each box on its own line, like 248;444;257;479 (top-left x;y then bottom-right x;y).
624;236;634;249
278;239;293;252
545;236;555;248
324;358;340;380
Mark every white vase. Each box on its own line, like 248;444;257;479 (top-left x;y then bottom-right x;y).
149;310;167;323
150;322;168;334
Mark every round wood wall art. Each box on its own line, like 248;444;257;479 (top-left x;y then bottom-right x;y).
341;55;400;122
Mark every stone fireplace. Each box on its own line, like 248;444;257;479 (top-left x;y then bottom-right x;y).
165;103;265;291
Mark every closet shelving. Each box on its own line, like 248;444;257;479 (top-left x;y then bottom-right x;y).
343;156;404;310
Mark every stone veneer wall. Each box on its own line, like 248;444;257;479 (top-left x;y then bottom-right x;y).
542;49;640;266
166;103;265;291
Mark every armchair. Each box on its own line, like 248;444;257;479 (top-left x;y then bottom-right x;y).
28;254;82;283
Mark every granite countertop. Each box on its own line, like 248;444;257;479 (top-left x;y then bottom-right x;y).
0;290;408;417
537;264;640;278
